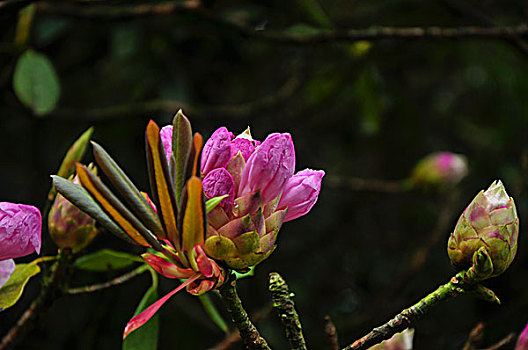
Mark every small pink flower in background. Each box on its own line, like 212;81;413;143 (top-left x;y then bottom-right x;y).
516;322;528;350
410;152;468;190
278;169;325;222
369;328;414;350
0;202;42;260
0;259;15;288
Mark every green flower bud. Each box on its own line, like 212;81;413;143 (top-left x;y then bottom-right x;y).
447;180;518;279
48;165;98;250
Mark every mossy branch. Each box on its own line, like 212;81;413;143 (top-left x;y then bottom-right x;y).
268;272;307;350
342;270;500;350
218;274;271;350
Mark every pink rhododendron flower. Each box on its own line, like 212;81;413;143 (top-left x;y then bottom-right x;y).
0;259;15;288
516;322;528;350
202;168;235;210
200;127;234;174
158;123;324;270
238;132;296;203
160;125;174;163
0;202;42;260
278;169;325;222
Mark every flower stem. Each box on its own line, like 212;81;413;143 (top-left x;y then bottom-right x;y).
0;249;74;350
268;272;307;350
218;274;271;350
342;271;498;350
67;264;149;295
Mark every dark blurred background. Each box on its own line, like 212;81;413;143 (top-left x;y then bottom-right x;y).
1;0;528;349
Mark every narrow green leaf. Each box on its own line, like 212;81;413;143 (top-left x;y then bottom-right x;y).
123;273;159;350
13;50;61;115
52;175;136;245
205;195;228;213
92;142;165;239
74;249;142;271
198;294;228;334
170;110;192;206
0;263;40;311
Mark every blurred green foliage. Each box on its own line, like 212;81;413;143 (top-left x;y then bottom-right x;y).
1;0;528;349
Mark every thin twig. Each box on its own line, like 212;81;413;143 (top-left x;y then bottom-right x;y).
440;0;528;56
34;1;528;45
67;264;148;295
341;271;498;350
323;315;340;350
484;332;516;350
49;75;301;121
462;322;485;350
326;175;410;193
269;272;307;350
218;274;271;350
0;250;74;350
386;191;460;297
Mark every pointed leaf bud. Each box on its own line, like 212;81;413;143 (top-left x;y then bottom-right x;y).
447;180;519;278
0;202;41;260
516;322;528;350
278;169;325;222
411;152;468;191
203;168;235;210
49;169;98;250
201;127;233;175
0;259;15;288
238;133;295;203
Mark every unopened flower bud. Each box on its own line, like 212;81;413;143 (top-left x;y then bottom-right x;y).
238;133;295;203
201;127;233;175
278;169;325;222
410;152;468;190
49;168;98;250
369;328;414;350
0;259;15;288
447;180;518;278
516;322;528;350
203;168;235;210
0;202;41;260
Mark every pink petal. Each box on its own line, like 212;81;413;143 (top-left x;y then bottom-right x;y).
0;202;42;260
202;168;235;209
238;133;295;203
123;274;200;339
142;253;194;279
0;259;15;288
160;125;173;164
201;127;233;175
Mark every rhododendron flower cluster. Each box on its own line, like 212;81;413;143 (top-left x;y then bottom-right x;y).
53;111;324;338
162;126;325;269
